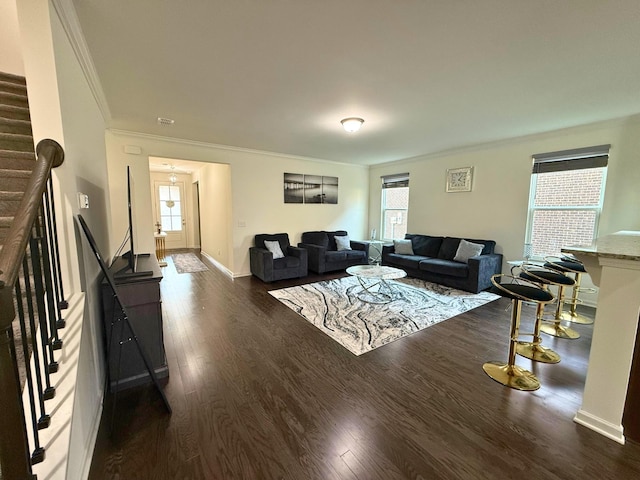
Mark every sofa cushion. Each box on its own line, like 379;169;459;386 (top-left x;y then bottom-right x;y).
335;235;352;251
437;237;462;260
325;250;347;262
394;239;415;255
419;258;469;278
327;231;349;251
273;256;300;270
344;250;366;260
454;239;485;263
407;234;443;257
302;231;329;249
465;238;496;255
386;253;423;269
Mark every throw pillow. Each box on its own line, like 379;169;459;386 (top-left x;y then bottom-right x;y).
264;240;285;259
394;239;414;255
335;235;352;251
453;239;484;263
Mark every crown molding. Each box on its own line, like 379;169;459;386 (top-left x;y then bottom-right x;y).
51;0;112;123
107;129;366;169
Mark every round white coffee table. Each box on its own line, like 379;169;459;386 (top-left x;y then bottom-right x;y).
346;265;407;304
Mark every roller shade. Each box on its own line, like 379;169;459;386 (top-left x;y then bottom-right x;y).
381;173;409;188
532;144;610;174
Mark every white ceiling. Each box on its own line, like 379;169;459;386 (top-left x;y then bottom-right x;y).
71;0;640;166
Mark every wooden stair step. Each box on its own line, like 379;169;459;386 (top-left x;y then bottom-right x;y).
0;79;28;97
0;133;35;153
0;104;30;122
0;91;29;109
0;150;36;170
0;117;32;136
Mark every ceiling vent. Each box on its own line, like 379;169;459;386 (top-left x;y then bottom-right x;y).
157;117;175;126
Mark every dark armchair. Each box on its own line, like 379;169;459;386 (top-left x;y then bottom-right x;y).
250;233;308;282
298;230;369;274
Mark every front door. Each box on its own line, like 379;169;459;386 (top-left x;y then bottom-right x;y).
154;181;187;249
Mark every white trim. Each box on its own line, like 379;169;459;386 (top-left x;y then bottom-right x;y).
80;402;104;480
574;409;625;445
108;128;359;167
201;251;234;278
51;0;112;122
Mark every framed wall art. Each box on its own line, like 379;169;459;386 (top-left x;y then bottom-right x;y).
284;173;338;204
446;167;473;192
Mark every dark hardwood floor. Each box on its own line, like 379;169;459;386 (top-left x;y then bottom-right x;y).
89;252;640;479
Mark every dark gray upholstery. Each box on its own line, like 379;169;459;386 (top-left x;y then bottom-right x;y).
299;230;369;273
382;233;503;293
250;233;308;282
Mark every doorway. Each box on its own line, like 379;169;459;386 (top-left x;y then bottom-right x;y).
154;180;187;250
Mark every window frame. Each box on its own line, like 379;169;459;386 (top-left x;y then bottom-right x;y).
524;145;609;260
380;173;410;241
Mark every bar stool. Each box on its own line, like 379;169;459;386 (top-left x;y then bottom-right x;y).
556;255;595;325
517;264;575;363
483;274;555;391
540;258;581;339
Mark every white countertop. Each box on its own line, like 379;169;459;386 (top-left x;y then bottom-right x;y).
562;230;640;261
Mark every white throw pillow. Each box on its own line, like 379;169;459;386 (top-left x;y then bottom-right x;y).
264;240;285;259
394;239;414;255
335;235;352;251
453;239;484;263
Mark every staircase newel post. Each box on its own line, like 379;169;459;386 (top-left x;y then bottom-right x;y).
0;287;37;480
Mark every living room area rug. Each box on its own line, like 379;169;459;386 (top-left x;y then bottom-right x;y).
269;276;499;355
171;253;210;273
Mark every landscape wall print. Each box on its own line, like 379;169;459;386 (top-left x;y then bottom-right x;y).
284;173;338;204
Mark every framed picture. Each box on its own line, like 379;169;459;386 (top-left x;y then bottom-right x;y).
446;167;473;192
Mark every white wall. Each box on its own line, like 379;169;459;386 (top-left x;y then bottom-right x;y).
105;131;370;276
0;0;24;75
195;162;232;267
17;1;110;478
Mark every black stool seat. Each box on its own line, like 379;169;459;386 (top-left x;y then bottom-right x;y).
545;260;586;274
493;282;554;303
520;269;575;286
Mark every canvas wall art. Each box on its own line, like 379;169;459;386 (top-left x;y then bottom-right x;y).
284;173;338;204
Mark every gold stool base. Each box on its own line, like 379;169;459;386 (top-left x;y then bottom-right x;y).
482;361;541;391
560;311;594;325
540;322;580;339
516;342;561;364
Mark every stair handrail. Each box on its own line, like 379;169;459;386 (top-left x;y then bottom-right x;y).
0;139;64;296
0;138;64;479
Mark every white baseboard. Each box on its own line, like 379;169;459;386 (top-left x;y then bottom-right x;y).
81;401;104;479
574;409;625;444
201;251;234;278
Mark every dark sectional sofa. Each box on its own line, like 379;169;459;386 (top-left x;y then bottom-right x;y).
299;230;369;274
382;233;503;293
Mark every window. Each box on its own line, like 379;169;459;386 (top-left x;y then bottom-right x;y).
525;145;609;259
381;173;409;240
158;184;183;232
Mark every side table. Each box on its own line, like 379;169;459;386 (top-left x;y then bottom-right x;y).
154;231;167;267
367;240;385;265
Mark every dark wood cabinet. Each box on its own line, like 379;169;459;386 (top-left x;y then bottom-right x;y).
623;316;640;443
101;255;168;391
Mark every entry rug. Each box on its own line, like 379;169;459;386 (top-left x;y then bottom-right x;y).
172;253;209;273
269;276;499;356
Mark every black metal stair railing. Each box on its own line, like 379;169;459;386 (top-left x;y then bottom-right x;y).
0;139;65;480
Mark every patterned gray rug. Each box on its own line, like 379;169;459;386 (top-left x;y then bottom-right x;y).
172;253;209;273
269;276;499;355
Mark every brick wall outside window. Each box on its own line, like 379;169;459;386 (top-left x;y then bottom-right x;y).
382;187;409;240
529;168;605;257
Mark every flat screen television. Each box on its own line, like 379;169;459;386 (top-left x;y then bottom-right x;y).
115;166;152;278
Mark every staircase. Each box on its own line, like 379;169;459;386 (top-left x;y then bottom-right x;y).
0;71;36;254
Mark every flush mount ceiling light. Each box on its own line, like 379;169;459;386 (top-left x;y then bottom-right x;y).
341;117;364;133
